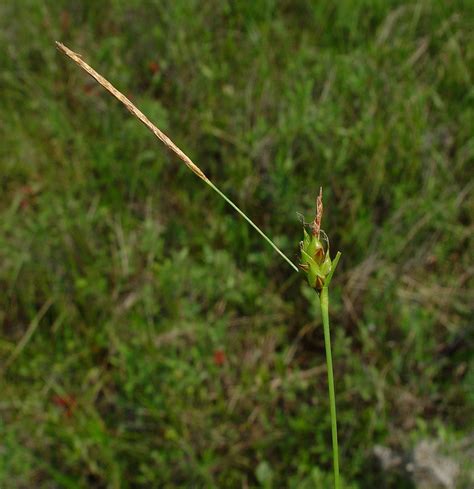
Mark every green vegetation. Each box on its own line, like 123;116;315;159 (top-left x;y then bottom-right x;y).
1;1;473;487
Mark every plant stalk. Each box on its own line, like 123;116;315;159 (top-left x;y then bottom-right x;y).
55;42;299;274
206;181;299;272
320;286;340;489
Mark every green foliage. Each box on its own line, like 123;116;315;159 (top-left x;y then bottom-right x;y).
0;0;473;487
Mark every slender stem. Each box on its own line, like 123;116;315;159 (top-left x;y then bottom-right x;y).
56;42;299;274
319;286;340;489
206;181;299;272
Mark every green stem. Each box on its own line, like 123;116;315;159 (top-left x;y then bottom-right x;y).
320;286;340;489
206;180;299;272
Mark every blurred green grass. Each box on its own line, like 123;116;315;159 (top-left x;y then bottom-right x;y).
0;1;473;487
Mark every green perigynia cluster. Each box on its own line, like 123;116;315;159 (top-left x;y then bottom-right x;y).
300;228;332;292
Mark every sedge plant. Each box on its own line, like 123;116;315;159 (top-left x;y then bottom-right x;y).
300;189;341;488
56;42;342;487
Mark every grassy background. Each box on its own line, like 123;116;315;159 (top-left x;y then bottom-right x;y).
1;1;473;487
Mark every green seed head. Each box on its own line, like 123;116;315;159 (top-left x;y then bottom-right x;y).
300;228;332;291
299;188;332;291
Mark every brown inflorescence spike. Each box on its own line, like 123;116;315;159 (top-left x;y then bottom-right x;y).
313;187;323;238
